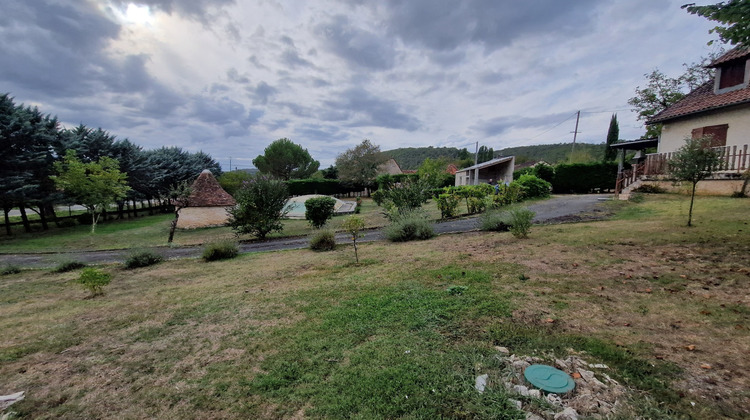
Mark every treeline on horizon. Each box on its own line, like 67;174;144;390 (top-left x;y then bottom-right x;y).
385;143;607;170
0;93;221;233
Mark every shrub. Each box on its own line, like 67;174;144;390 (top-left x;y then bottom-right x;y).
53;260;86;273
305;196;336;228
355;196;362;213
378;178;432;217
77;268;111;296
309;229;336;251
508;208;535;239
1;264;21;275
124;249;164;269
77;212;94;225
228;175;290;239
384;211;435;242
436;193;460;219
479;210;511;232
516;174;552;198
202;240;239;261
467;196;486;214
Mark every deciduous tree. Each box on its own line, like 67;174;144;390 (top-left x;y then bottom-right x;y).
52;150;131;233
227;175;290;239
683;1;750;45
335;139;388;186
668;137;722;227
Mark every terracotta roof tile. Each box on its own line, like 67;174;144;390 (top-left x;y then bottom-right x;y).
709;46;750;67
188;170;236;207
648;81;750;124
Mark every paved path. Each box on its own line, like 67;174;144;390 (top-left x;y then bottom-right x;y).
0;195;612;269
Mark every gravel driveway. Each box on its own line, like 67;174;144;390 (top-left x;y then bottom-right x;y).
0;194;612;269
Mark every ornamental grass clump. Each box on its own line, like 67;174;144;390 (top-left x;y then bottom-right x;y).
384;210;435;242
202;240;239;261
53;260;87;273
479;210;511;232
309;229;336;251
124;249;164;269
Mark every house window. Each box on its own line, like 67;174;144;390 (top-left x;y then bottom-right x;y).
719;60;746;89
691;124;728;147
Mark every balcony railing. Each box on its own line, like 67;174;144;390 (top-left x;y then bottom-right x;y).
644;144;749;176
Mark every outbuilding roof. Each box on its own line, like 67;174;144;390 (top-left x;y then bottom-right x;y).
456;156;514;172
188;170;236;207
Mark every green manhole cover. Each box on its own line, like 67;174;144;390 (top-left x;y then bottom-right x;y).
524;364;576;394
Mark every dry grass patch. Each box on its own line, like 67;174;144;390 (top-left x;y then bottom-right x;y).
1;195;748;418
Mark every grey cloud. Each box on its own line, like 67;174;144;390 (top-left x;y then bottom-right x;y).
473;112;576;137
294;124;346;142
323;88;421;131
191;96;247;125
210;83;231;94
281;49;315;69
227;68;250;84
247;82;278;105
315;15;396;70
352;0;597;53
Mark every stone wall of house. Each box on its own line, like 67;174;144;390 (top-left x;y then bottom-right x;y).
659;106;750;153
640;178;746;196
177;207;231;229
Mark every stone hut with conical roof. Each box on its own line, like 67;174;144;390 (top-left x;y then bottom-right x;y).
176;170;236;229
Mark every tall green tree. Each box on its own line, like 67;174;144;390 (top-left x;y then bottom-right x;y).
336;139;388;186
52;150;130;233
683;1;750;45
668;137;722;227
252;138;319;180
477;145;494;163
604;114;619;161
0;94;61;232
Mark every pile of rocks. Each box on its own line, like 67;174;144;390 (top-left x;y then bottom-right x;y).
482;348;627;419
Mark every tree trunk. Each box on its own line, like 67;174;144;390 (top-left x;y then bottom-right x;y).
688;182;697;227
18;205;31;233
148;199;154;215
37;206;49;230
117;202;125;220
3;206;11;236
132;199;138;218
91;211;99;234
167;209;180;243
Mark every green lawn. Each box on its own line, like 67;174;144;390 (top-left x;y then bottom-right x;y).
0;198;442;253
1;194;748;419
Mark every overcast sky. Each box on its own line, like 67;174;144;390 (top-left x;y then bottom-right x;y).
0;0;724;170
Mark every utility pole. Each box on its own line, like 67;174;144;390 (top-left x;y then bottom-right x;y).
229;157;232;171
571;110;581;154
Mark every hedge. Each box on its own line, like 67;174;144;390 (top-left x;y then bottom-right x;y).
552;162;618;194
286;179;366;196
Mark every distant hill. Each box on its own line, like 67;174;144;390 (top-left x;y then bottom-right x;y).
498;143;606;165
384;147;470;170
385;143;606;170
